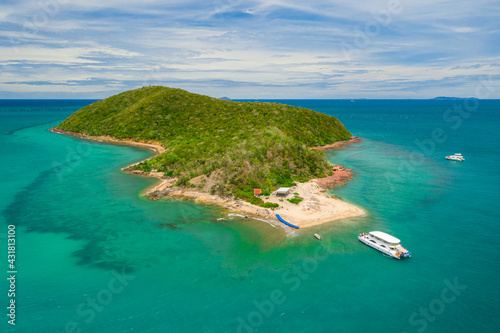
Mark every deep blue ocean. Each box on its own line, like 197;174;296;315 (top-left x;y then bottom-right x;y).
1;99;499;333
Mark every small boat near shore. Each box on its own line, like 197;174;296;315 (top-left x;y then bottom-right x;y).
314;233;322;240
446;153;465;161
358;231;411;259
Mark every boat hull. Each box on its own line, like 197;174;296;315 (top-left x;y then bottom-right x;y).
358;235;401;259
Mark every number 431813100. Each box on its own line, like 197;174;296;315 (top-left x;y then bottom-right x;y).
8;225;15;269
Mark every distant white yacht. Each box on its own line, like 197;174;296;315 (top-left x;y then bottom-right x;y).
358;231;411;259
446;153;465;161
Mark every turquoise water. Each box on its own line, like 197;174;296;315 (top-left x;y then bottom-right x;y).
1;99;499;332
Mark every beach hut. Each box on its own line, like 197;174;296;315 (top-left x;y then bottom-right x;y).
275;187;291;197
254;189;262;197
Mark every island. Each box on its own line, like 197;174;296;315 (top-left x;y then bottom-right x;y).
53;86;365;229
432;96;479;100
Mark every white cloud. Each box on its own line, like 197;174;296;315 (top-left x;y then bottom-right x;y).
450;27;477;33
0;0;499;98
0;83;118;94
0;44;142;65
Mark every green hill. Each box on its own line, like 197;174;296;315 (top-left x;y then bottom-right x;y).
57;86;351;206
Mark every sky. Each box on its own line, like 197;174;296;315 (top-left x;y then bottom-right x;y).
0;0;499;99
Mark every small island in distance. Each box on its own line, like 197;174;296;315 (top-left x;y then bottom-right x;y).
432;96;479;100
53;86;365;228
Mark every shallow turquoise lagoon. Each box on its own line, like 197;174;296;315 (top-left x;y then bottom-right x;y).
1;99;499;332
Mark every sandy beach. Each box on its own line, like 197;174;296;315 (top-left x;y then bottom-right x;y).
52;128;366;229
148;179;366;229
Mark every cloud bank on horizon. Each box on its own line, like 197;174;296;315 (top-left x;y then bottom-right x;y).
0;0;499;99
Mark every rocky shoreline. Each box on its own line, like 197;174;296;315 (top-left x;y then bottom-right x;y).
310;136;362;152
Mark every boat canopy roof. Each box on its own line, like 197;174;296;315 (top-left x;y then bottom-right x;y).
369;231;400;244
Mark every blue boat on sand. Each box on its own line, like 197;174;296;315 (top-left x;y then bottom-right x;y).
276;214;299;229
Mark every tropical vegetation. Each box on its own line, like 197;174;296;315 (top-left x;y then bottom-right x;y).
57;86;351;206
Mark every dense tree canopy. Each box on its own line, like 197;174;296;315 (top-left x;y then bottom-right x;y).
57;86;351;205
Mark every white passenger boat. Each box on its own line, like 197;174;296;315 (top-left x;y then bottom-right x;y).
445;153;465;161
358;231;411;259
